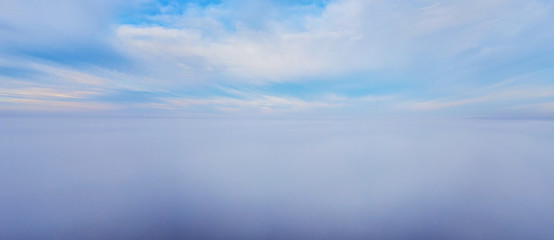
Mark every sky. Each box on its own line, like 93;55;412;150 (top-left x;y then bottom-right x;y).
1;0;554;117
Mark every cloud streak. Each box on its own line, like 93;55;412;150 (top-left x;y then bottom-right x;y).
1;0;554;117
116;0;554;81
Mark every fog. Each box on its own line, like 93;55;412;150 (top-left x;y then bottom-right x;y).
1;117;554;239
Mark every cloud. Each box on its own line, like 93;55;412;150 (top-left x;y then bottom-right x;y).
0;0;142;68
115;0;554;82
1;0;553;117
0;0;117;47
167;94;340;113
398;85;554;112
0;87;97;99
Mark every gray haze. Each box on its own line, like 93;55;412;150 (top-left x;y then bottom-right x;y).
1;117;554;239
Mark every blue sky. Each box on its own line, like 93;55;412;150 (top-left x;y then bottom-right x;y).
1;0;554;117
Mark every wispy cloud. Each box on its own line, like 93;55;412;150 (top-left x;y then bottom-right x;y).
168;95;339;113
115;0;554;82
1;0;553;117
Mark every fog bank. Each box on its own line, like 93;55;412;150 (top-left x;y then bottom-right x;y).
1;117;553;239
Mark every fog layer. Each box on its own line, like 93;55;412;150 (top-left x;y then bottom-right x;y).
1;117;553;239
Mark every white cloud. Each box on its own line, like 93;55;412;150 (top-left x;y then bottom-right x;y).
399;86;554;111
115;0;554;83
0;0;119;48
166;94;341;114
0;88;97;99
0;97;115;111
2;0;553;117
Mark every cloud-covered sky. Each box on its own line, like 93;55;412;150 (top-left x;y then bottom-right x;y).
1;0;554;117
